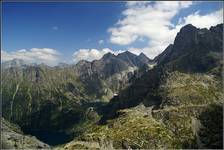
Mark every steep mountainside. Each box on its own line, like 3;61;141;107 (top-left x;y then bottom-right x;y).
155;24;223;73
102;24;223;117
73;51;151;97
63;24;223;149
1;51;151;134
1;24;223;149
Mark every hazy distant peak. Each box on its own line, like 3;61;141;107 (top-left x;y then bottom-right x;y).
2;58;26;69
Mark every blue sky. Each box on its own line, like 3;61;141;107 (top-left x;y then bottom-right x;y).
2;2;125;56
2;1;223;65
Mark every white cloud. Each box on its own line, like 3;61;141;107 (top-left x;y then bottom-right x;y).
1;48;61;66
98;40;104;44
108;1;223;59
178;9;223;29
73;48;124;63
108;2;193;46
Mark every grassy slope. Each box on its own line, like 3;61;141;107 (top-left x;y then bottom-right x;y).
61;71;223;149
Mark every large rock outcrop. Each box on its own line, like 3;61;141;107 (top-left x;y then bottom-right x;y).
1;118;50;149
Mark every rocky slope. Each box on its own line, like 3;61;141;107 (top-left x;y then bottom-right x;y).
1;51;151;139
155;24;223;73
62;24;223;149
1;118;50;149
102;23;223;118
1;24;223;149
62;103;223;149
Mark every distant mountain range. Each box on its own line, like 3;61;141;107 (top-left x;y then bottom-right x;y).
2;23;223;149
1;49;152;133
2;50;152;69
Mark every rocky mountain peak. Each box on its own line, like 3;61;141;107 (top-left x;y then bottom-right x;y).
173;24;198;49
153;23;223;73
179;24;197;32
209;23;223;40
138;52;147;57
116;51;138;67
136;52;151;65
117;51;137;58
210;23;223;31
102;52;116;60
138;52;151;60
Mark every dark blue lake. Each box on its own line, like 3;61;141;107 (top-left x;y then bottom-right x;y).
23;129;73;146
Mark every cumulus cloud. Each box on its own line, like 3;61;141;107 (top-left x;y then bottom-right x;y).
108;2;193;46
1;48;61;66
98;40;104;44
108;1;223;59
178;8;223;29
73;48;124;63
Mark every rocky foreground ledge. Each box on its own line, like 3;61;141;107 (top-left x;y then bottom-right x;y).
1;118;50;149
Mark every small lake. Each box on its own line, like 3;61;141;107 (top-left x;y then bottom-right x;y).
21;101;108;146
23;129;73;146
